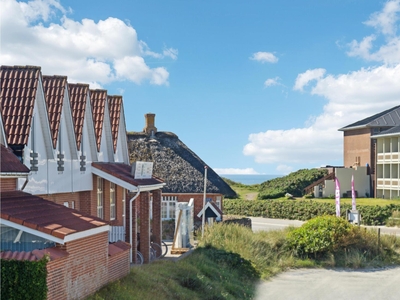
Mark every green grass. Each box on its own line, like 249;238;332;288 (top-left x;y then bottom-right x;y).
311;197;400;206
88;222;400;300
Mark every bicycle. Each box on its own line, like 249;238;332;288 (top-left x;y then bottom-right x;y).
135;251;144;265
150;240;168;259
137;232;169;261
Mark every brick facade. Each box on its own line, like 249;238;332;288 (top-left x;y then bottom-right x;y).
0;178;17;192
46;232;130;300
152;189;162;256
343;128;373;169
139;191;150;263
40;192;81;210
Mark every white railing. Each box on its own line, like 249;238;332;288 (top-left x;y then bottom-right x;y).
109;226;125;243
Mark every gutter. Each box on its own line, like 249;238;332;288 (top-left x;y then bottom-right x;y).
129;186;141;263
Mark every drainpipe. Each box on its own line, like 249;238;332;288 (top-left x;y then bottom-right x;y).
21;176;29;191
129;186;141;263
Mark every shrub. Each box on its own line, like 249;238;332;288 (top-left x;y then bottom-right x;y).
1;256;48;300
223;199;400;226
286;216;352;257
258;168;328;199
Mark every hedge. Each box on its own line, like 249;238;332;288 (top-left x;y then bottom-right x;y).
223;199;400;225
1;256;48;300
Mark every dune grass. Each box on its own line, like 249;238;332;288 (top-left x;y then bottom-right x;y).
87;222;400;300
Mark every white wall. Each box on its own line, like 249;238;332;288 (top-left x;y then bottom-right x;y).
323;167;370;198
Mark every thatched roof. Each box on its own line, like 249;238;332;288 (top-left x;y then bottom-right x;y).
127;131;236;197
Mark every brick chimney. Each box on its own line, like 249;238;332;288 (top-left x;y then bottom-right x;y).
143;113;157;136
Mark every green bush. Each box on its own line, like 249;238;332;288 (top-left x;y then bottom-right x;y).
223;199;400;225
1;256;48;300
258;168;328;199
286;216;352;257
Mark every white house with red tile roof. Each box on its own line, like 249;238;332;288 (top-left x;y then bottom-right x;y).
90;89;114;162
1;66;55;195
68;83;98;192
1;65;166;269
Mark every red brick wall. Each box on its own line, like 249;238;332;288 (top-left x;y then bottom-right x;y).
46;256;68;299
343;128;372;169
46;232;130;299
79;191;92;215
152;189;162;254
139;192;150;263
108;249;130;283
39;192;81;209
0;178;17;191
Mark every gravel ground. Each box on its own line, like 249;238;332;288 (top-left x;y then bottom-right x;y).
255;266;400;300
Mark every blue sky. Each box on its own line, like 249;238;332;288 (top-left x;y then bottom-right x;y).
1;0;400;175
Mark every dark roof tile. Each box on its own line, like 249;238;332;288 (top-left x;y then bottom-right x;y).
340;105;400;130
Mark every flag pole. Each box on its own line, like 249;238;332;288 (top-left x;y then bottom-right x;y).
335;177;341;217
202;166;208;237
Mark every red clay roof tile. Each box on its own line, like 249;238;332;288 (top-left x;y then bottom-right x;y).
68;83;89;150
0;65;41;145
1;191;108;240
43;76;67;149
90;89;107;152
92;162;164;186
108;96;122;153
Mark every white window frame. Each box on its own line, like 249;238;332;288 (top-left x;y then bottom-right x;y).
97;177;104;218
216;196;222;209
161;196;177;220
110;182;116;220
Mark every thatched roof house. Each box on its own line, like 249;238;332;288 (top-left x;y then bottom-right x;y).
127;113;236;220
127;118;235;197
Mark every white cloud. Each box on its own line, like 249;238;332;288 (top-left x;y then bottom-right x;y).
213;168;260;175
250;51;278;63
244;1;400;169
347;0;400;64
293;68;326;91
364;0;400;36
264;77;280;87
276;165;293;174
0;0;175;86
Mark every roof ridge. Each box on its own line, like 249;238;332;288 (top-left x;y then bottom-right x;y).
43;75;68;79
0;65;41;70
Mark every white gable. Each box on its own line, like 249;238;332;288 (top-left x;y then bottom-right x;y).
19;77;55;194
114;101;129;164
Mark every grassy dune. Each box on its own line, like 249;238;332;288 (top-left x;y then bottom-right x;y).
88;222;400;299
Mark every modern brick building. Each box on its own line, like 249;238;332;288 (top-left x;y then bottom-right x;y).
339;105;400;198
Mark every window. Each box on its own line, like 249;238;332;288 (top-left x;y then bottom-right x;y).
110;182;116;220
216;196;222;209
97;177;104;218
63;202;69;208
161;196;177;220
